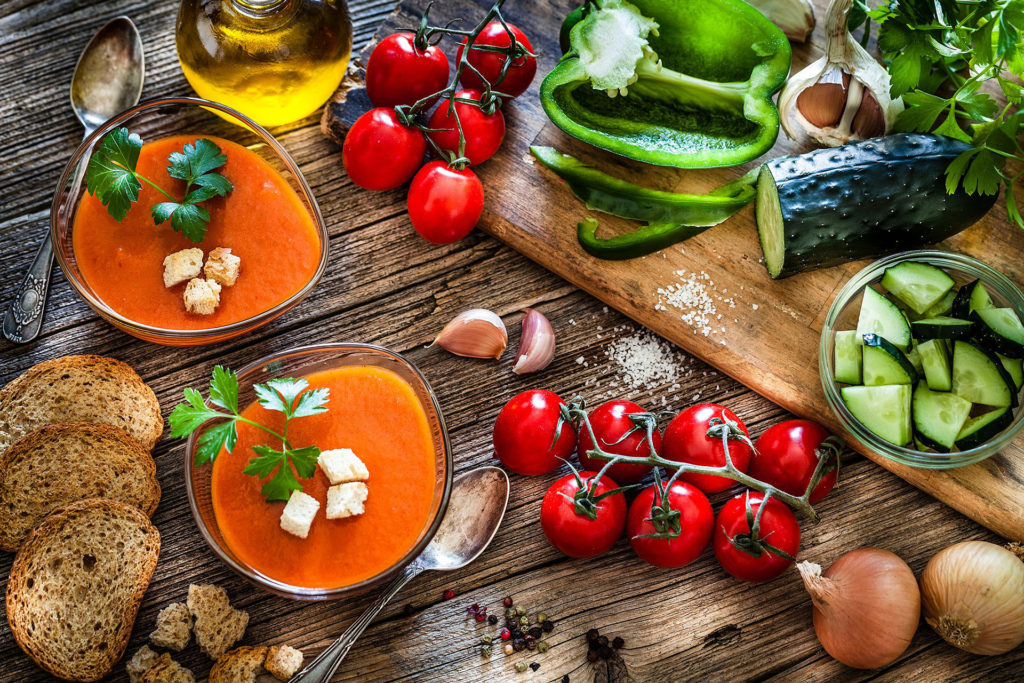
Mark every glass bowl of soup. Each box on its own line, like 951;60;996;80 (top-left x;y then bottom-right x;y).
185;343;453;600
51;97;328;345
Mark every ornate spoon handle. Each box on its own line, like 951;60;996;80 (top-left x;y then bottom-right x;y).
3;234;54;344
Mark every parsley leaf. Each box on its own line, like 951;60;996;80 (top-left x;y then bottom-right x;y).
244;445;321;502
85;128;143;221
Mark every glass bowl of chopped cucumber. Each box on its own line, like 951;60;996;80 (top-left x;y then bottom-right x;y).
821;250;1024;468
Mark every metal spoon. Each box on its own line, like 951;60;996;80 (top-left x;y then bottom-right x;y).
3;17;144;344
292;466;510;682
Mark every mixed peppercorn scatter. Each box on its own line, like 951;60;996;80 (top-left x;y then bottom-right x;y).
465;596;558;673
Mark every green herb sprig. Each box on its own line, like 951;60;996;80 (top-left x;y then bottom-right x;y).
169;366;329;502
85;128;234;242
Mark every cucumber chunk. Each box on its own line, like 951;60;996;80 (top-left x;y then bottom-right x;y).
857;288;912;350
999;354;1024;389
862;334;918;386
912;382;972;451
911;317;974;340
972;307;1024;357
881;261;956;314
841;384;912;446
834;330;862;384
923;290;956;318
952;279;994;318
918;339;952;391
955;408;1014;450
952;341;1015;408
906;345;923;374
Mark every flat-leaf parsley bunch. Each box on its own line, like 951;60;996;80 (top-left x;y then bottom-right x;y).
170;366;329;502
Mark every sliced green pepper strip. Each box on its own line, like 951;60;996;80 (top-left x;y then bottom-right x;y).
531;145;756;259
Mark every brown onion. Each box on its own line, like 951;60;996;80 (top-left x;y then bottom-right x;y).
798;548;920;669
920;541;1024;655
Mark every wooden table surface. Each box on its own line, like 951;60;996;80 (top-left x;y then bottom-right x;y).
0;1;1021;682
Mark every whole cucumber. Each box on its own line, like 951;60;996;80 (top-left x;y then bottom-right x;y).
756;134;997;279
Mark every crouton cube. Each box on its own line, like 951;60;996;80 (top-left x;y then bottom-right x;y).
149;601;192;651
163;248;204;287
280;490;320;538
187;584;249;661
265;645;304;681
184;278;222;315
317;448;369;485
205;247;241;287
127;645;159;683
326;482;368;520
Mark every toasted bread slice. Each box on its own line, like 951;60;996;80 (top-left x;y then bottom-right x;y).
137;653;195;683
5;498;161;682
0;423;161;551
0;355;162;455
209;646;268;683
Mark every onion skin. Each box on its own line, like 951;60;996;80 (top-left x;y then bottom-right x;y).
798;548;920;669
920;541;1024;655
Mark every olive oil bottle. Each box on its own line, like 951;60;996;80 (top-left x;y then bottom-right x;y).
176;0;352;127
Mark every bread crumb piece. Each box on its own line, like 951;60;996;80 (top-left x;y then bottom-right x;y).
205;247;241;287
209;645;268;683
280;491;320;538
265;645;304;681
318;448;369;485
326;482;368;520
127;645;159;683
138;652;195;683
187;584;249;660
184;278;222;315
150;602;192;651
163;248;204;288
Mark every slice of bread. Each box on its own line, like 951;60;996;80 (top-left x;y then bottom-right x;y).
209;646;268;683
0;422;161;551
5;498;161;682
137;653;195;683
187;583;249;660
0;355;163;456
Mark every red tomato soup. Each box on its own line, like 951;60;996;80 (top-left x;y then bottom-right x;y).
72;135;320;329
211;366;439;588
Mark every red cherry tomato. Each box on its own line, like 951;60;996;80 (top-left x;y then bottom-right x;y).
662;404;753;494
493;389;577;475
407;161;484;244
427;89;506;167
713;492;800;583
343;108;426;191
365;32;450;108
577;400;660;485
750;420;839;504
456;22;537;98
627;481;713;568
541;471;627;558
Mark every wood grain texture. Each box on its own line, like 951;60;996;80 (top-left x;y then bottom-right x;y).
0;0;1022;682
323;0;1024;542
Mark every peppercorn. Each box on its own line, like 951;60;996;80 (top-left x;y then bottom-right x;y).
586;649;600;663
612;636;624;649
537;640;549;653
597;635;609;647
599;645;613;660
443;589;455;600
541;620;555;633
515;606;527;616
481;645;492;658
488;614;499;625
515;661;528;673
562;676;570;683
481;635;493;645
530;663;540;672
499;628;511;641
513;638;526;652
506;608;515;619
475;613;486;622
401;603;416;618
528;626;543;639
526;639;537;651
586;628;600;644
504;643;514;655
537;612;548;623
519;616;530;627
503;596;513;608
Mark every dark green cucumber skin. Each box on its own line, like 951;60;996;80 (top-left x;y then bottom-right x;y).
760;134;998;279
955;409;1014;450
952;280;979;318
970;311;1024;357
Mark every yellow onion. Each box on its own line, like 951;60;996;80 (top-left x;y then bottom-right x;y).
798;548;920;669
920;541;1024;655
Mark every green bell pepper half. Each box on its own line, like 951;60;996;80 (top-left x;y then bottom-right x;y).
540;0;791;169
531;145;757;260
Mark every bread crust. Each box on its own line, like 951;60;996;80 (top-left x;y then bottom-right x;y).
5;498;161;682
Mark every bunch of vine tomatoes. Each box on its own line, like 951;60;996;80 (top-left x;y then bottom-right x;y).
492;390;841;583
342;21;536;244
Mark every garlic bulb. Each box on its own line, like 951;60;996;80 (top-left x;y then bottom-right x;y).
920;541;1024;655
433;309;507;359
778;0;902;145
745;0;815;43
513;309;556;375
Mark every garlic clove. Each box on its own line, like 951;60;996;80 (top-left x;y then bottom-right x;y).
513;309;556;375
433;309;508;359
746;0;816;43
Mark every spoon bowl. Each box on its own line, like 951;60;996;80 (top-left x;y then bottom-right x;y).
70;17;145;133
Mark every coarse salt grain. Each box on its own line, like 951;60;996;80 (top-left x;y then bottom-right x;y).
604;330;687;392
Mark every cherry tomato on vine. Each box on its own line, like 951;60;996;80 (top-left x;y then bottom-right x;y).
493;389;577;475
456;22;537;99
750;420;840;504
713;492;800;583
662;404;753;494
343;108;426;191
427;89;506;166
627;480;712;568
366;32;450;108
541;470;627;558
577;399;660;485
407;161;484;244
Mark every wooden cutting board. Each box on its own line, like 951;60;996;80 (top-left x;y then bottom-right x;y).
323;0;1024;540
